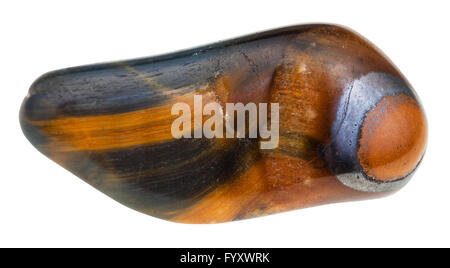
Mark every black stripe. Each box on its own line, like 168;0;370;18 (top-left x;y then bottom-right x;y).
50;138;260;219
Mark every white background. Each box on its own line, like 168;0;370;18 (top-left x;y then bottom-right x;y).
1;0;449;247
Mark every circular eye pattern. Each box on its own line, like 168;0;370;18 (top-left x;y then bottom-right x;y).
328;72;427;192
358;93;427;182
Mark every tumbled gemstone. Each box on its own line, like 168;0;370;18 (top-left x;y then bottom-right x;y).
20;24;427;223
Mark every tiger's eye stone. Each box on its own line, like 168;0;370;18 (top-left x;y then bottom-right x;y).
20;24;427;223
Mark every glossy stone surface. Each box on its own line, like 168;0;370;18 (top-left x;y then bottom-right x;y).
20;24;427;223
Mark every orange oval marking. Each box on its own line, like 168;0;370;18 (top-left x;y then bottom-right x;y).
358;94;427;182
